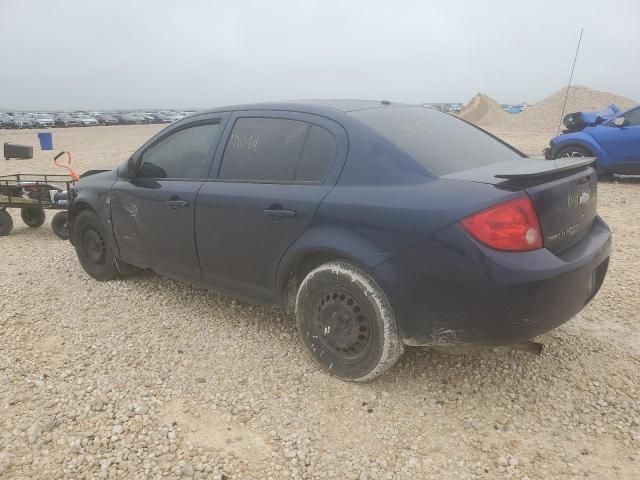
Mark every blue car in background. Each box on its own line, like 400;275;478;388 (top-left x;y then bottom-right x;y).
545;104;640;175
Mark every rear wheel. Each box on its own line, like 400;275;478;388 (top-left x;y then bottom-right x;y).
51;211;69;240
72;210;119;281
0;210;13;236
295;261;403;382
555;145;593;159
21;208;45;228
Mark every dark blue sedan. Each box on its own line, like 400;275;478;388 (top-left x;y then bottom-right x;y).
68;100;611;381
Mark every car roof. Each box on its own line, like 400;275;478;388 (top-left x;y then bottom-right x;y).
196;99;414;117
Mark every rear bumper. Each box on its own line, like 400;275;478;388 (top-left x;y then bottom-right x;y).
373;216;611;346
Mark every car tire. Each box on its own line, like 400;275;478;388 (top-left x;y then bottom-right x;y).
555;145;593;159
51;211;70;240
72;210;119;281
0;210;13;236
21;208;45;228
295;261;403;382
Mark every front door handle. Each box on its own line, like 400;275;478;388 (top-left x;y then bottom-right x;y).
166;199;189;208
263;208;296;218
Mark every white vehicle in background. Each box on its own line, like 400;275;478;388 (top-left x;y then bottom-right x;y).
74;114;99;127
168;111;187;122
31;113;55;128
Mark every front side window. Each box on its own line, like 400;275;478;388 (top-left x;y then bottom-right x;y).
219;118;310;181
140;122;221;179
623;108;640;126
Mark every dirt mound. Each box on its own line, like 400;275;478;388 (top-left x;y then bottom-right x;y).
504;85;637;136
458;93;509;126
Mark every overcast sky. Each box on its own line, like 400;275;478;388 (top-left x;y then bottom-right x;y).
1;0;638;110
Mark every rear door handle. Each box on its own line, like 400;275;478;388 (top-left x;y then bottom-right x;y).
166;199;189;208
263;208;296;218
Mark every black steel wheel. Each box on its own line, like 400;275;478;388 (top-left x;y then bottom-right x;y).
314;287;372;360
51;211;70;240
72;210;119;281
21;208;45;228
0;209;13;236
296;261;403;382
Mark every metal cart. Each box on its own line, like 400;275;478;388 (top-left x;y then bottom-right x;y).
0;173;74;239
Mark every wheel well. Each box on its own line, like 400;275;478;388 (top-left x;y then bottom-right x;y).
281;251;347;314
68;201;96;231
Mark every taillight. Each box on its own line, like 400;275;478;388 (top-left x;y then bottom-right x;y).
460;196;543;252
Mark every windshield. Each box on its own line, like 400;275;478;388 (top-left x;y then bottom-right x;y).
350;106;524;176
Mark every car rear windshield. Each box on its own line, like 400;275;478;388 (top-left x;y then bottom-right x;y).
350;107;524;176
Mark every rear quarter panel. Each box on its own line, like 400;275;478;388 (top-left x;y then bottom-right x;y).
278;117;526;300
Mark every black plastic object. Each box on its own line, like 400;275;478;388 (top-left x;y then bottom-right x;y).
52;211;69;240
4;143;33;160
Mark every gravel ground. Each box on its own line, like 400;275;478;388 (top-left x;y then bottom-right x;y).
0;126;639;479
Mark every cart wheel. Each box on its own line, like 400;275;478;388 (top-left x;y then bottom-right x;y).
21;208;46;228
52;211;70;240
0;210;13;236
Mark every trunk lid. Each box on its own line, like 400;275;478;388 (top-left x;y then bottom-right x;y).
443;157;598;253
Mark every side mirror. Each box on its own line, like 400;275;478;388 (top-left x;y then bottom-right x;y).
613;117;626;127
117;156;137;179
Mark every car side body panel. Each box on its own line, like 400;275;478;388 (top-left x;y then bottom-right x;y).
195;110;350;303
69;101;612;350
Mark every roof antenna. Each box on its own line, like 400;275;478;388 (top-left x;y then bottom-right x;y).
557;28;584;136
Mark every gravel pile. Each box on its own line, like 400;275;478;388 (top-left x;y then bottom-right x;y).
499;85;637;138
1;127;639;479
458;93;509;126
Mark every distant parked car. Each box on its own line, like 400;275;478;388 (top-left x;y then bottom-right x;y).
10;115;33;129
127;113;153;124
54;114;81;127
113;113;142;125
69;100;611;382
0;114;12;128
74;114;99;127
147;112;172;123
545;104;640;175
95;114;119;126
31;113;55;128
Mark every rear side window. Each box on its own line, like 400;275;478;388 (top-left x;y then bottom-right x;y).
219;118;309;181
350;107;523;176
295;126;337;182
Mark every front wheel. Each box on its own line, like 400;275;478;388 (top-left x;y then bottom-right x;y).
295;261;403;382
71;210;119;281
21;208;45;228
555;145;593;159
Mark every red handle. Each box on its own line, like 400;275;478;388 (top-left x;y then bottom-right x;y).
54;151;80;181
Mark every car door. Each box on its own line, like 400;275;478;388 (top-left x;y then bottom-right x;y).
195;111;348;302
110;115;227;282
592;107;640;168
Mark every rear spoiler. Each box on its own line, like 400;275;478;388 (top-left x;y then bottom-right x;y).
494;157;596;180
